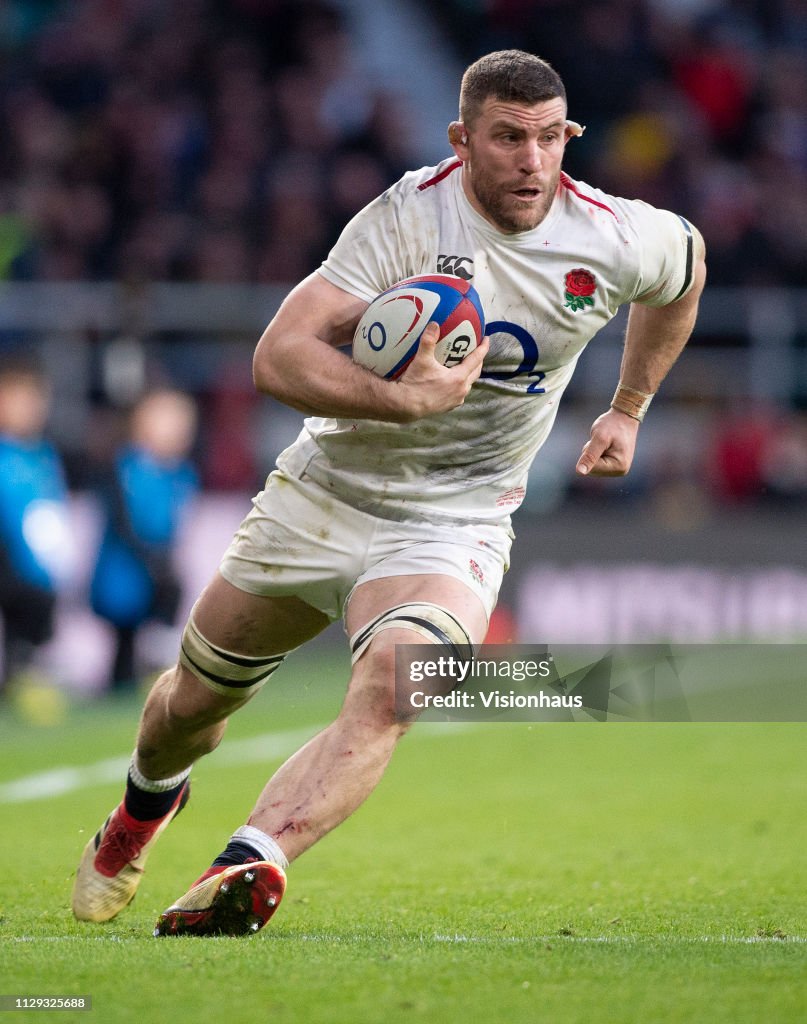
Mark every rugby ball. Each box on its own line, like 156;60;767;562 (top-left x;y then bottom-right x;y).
352;275;485;380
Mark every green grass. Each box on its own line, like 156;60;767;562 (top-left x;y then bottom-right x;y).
1;651;806;1023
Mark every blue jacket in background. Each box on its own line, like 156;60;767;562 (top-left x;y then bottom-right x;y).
0;433;70;592
91;445;199;629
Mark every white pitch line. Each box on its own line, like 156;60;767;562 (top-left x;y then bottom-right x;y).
430;933;807;945
0;726;322;805
0;721;473;805
7;933;807;945
0;757;131;804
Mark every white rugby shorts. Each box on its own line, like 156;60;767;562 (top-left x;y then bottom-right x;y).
219;470;513;621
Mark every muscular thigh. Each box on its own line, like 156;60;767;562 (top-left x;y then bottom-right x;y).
345;573;489;644
192;573;330;656
345;522;507;671
341;573;488;724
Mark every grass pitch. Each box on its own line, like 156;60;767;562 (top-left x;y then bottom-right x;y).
1;650;805;1023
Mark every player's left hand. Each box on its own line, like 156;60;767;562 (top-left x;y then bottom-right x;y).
575;408;640;477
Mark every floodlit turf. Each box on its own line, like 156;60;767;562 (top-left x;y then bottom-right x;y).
1;650;806;1023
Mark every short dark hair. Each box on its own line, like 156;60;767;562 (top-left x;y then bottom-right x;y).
0;354;45;386
459;50;566;126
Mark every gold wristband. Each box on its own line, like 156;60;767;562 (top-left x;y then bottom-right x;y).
610;384;654;423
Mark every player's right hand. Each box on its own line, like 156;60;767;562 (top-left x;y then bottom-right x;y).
396;322;489;420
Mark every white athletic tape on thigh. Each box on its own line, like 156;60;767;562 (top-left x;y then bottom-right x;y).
179;615;290;697
349;602;473;665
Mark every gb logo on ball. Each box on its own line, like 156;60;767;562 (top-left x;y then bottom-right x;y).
563;268;597;312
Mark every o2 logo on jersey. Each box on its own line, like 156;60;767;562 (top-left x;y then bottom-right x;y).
481;321;546;394
363;308;547;393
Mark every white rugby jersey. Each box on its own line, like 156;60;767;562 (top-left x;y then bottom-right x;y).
277;158;695;525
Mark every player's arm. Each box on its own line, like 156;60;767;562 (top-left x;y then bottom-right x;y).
576;225;706;477
252;272;488;423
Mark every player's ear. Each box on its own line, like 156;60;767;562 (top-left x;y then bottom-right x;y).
564;120;585;142
448;121;468;156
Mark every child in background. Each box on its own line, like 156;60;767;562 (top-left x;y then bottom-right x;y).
0;360;73;695
90;390;199;691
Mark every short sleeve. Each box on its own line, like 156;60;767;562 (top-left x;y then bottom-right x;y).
621;201;695;307
318;188;410;303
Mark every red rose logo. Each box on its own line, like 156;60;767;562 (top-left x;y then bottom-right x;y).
565;269;596;297
468;558;484;584
563;269;597;311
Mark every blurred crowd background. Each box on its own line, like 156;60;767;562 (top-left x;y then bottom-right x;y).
1;0;805;286
0;0;416;285
0;0;803;485
1;0;806;696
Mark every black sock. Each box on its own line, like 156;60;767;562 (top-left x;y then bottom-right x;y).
211;839;264;868
124;773;189;822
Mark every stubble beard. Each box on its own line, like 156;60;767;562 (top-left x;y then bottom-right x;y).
470;166;560;234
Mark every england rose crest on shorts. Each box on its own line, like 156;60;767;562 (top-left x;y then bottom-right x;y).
468;558;484;585
563;268;597;312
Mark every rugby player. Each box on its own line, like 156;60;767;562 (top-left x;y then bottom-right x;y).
72;50;706;936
